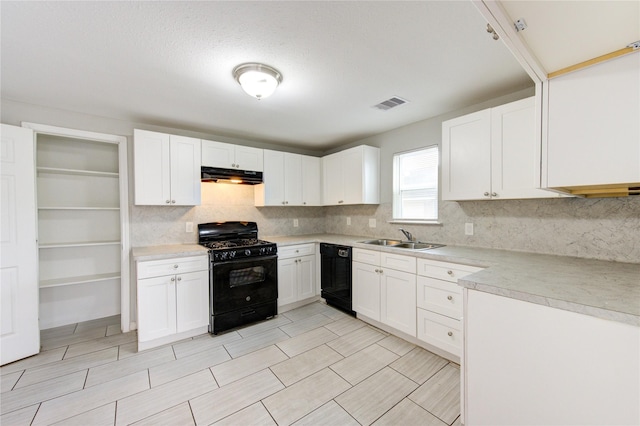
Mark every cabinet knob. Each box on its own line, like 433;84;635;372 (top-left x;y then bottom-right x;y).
282;201;286;205
303;202;307;205
171;277;175;282
447;270;453;275
165;200;171;204
375;269;379;273
483;192;490;197
171;200;176;204
295;250;299;253
232;163;236;167
447;295;453;301
448;331;453;337
491;192;498;197
379;269;383;274
338;200;344;204
174;264;179;269
177;276;181;281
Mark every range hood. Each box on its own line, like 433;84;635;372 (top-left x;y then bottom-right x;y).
201;166;263;185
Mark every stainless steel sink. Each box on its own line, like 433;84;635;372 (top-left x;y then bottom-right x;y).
393;242;445;250
359;239;444;250
359;239;403;246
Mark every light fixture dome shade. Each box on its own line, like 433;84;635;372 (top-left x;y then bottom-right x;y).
233;63;282;99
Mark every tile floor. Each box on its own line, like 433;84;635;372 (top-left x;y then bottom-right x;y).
0;302;461;426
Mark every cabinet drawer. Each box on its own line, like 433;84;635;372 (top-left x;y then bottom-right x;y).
417;308;461;357
137;255;208;279
381;252;416;273
278;243;316;259
417;258;481;282
417;276;462;319
353;248;380;266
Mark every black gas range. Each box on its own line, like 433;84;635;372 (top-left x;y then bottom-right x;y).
198;222;278;334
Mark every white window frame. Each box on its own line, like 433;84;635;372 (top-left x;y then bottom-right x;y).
392;145;439;223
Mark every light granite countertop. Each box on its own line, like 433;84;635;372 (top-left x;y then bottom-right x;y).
265;234;640;327
131;235;639;326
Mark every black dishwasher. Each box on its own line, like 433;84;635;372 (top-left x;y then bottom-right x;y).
320;243;354;316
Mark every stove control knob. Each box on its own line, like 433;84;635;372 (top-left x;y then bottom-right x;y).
229;251;236;259
246;296;251;302
245;249;251;256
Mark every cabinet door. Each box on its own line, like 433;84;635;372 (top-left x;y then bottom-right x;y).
175;270;209;333
342;146;364;204
261;150;286;206
381;268;416;336
170;135;201;206
322;152;344;205
277;258;298;307
235;146;264;172
297;255;316;300
284;153;303;206
352;261;380;321
546;53;640;188
201;140;235;168
134;130;171;205
442;110;492;200
301;155;322;206
138;276;177;342
491;97;553;199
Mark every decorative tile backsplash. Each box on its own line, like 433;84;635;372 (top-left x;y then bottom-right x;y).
131;183;640;264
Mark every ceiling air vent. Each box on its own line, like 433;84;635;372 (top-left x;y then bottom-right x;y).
373;96;408;111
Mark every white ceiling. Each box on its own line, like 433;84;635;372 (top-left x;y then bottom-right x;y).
1;1;536;150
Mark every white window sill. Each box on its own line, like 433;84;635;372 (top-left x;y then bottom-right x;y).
387;219;442;226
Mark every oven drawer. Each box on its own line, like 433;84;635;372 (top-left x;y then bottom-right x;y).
417;308;462;357
417;258;482;282
137;255;208;279
417;276;462;319
278;243;315;259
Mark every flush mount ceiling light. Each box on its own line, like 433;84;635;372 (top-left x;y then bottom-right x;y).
233;63;282;100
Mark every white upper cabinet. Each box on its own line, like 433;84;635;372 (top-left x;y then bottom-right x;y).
322;145;380;205
134;129;201;206
442;97;559;201
201;139;263;172
543;53;640;196
255;150;321;206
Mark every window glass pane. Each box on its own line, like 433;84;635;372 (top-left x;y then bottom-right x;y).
393;146;438;220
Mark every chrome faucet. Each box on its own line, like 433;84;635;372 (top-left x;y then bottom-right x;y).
399;228;414;242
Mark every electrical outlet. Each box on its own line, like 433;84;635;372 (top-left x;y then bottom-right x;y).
186;222;194;233
293;218;299;227
369;218;376;228
346;217;351;226
465;222;474;236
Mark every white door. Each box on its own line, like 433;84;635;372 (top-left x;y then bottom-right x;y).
381;268;416;336
301;155;321;206
137;275;177;342
352;261;381;321
133;129;171;205
297;255;316;300
169;135;201;206
262;150;285;205
277;258;298;307
201;140;235;169
235;146;263;171
1;124;39;365
176;270;209;332
322;153;343;205
284;153;302;206
442;109;492;200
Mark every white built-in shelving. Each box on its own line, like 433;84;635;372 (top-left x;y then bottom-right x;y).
26;125;130;330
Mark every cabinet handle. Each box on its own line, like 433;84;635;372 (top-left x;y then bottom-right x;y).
177;276;182;281
232;163;236;167
303;202;307;205
338;200;344;204
282;201;286;205
447;295;453;301
375;269;379;273
171;277;175;282
171;200;176;204
174;264;179;269
483;192;490;197
448;331;453;337
379;269;383;274
295;250;299;253
447;270;453;276
285;201;289;204
165;200;171;204
491;192;498;197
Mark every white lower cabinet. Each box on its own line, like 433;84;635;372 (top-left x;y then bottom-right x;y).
352;248;416;336
277;244;316;310
136;255;209;350
416;258;482;359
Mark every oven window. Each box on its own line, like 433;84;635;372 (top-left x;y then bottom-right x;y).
229;266;266;287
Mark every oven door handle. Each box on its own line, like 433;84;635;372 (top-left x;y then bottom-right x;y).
211;254;278;266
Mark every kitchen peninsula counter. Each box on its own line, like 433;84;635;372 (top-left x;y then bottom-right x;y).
266;234;640;326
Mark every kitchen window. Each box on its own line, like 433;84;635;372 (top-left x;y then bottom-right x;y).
392;146;439;222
